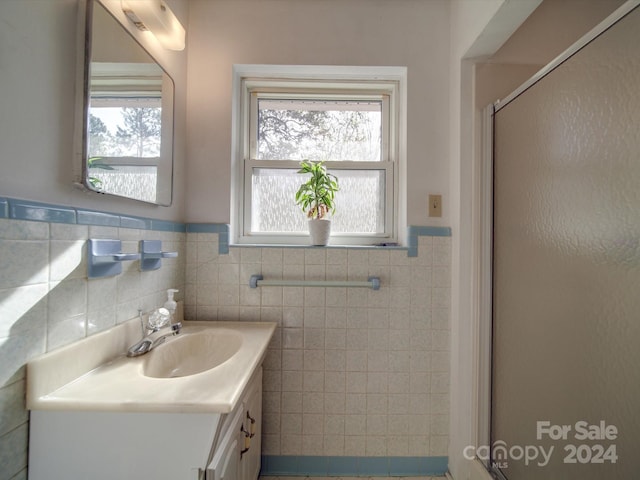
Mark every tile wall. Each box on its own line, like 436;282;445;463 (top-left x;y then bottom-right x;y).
185;233;451;469
0;201;450;479
0;215;185;480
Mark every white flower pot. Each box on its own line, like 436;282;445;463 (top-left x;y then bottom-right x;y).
308;219;331;246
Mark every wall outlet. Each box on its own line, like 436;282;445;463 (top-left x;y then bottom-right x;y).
429;194;442;217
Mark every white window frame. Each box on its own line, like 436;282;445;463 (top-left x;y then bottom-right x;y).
231;65;407;246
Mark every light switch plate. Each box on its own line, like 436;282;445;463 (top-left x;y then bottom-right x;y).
429;194;442;217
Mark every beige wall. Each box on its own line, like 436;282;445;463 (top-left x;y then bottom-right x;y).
0;0;189;222
185;0;451;227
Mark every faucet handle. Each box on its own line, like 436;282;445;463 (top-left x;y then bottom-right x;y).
148;308;171;330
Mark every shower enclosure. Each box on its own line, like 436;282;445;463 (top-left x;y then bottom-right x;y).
490;2;640;479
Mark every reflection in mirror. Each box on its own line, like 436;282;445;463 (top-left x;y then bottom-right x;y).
82;0;174;205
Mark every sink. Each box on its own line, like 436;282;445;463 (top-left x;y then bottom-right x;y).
27;320;276;413
143;329;243;378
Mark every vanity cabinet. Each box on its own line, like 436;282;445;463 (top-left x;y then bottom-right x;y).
27;320;275;480
29;369;264;480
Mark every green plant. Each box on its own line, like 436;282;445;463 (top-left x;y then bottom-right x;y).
295;160;339;220
87;156;114;189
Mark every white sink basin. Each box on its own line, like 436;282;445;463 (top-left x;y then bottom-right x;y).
143;329;243;378
26;320;276;413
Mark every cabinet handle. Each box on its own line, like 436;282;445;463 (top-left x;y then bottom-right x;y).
240;424;251;457
247;411;256;438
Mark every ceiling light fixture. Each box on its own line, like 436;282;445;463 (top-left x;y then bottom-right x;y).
121;0;185;51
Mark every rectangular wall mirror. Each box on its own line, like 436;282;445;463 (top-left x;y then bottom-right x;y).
79;0;174;206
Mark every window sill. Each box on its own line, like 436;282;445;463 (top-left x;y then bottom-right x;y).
186;223;452;258
229;242;407;251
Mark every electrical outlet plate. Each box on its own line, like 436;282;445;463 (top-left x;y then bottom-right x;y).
429;194;442;217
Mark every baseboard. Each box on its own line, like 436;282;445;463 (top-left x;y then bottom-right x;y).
260;455;448;477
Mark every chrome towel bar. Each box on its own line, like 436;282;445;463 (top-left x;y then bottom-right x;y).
249;274;380;290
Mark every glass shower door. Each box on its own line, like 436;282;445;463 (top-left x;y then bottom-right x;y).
491;5;640;479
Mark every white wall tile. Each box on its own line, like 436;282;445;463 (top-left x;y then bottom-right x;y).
283;287;304;307
303;349;325;371
325;328;346;349
325;307;347;329
303;371;324;392
281;413;302;434
325;263;347;281
388;394;410;415
281;392;302;415
324;434;345;455
183;235;451;460
324;393;346;414
344;435;366;456
302;434;323;455
345;328;368;349
302;393;324;414
0;240;49;289
282;249;305;265
347;264;369;282
281;370;303;391
347;250;368;265
241;247;262;264
280;434;302;455
365;435;387;455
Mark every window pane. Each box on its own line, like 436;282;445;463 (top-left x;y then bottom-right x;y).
257;99;382;161
251;168;385;234
89;105;162;158
88;165;157;203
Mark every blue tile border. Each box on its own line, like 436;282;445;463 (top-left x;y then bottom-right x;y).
77;209;120;227
358;456;389;476
185;223;229;233
0;196;184;232
0;197;451;258
0;197;8;218
186;223;230;254
326;456;358;476
10;199;76;224
152;219;187;233
120;215;152;230
260;455;448;476
407;225;452;257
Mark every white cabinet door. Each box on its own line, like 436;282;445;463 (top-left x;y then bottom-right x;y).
209;408;243;480
212;436;241;480
240;369;262;480
207;367;263;480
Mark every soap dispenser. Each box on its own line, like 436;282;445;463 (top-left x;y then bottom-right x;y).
164;289;179;322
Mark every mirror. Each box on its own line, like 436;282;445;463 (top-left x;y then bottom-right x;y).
81;0;174;206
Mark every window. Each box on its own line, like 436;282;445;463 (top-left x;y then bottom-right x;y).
87;62;165;203
88;99;161;203
232;65;407;245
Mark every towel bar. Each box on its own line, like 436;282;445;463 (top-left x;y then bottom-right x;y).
249;274;380;290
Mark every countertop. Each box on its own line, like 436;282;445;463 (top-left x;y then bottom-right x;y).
26;319;276;414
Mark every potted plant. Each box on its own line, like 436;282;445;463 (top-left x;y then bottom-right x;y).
295;160;339;246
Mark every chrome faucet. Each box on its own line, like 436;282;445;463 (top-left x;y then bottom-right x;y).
127;309;182;357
